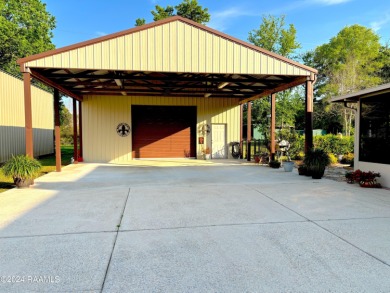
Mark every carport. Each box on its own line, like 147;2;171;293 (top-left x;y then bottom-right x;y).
17;16;317;170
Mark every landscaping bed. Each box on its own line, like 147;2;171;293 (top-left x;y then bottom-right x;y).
0;146;73;193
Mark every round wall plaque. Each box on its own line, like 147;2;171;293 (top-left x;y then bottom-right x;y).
116;123;131;137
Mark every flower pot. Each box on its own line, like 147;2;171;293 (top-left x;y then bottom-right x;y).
254;155;260;164
298;166;306;175
14;178;34;188
205;154;211;160
311;168;325;179
269;161;281;168
359;180;382;188
283;161;294;172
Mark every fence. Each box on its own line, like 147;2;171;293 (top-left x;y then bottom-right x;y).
240;139;269;161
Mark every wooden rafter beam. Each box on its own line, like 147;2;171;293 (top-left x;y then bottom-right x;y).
85;92;244;98
71;87;254;96
58;80;115;87
41;72;283;84
70;84;267;91
30;69;83;101
238;76;308;104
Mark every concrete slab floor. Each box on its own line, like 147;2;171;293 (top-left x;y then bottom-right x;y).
0;162;389;292
104;223;390;293
0;232;116;292
121;184;305;230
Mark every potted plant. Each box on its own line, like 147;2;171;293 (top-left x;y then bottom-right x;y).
345;169;381;188
297;164;307;175
345;171;355;183
269;160;281;168
202;147;211;160
282;159;294;172
2;155;42;188
303;148;330;179
254;153;261;164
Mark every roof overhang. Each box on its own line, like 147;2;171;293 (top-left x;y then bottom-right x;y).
331;83;390;103
26;67;311;103
17;16;317;103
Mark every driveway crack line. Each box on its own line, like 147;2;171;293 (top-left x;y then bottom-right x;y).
249;186;390;268
314;216;390;222
0;230;117;240
100;187;131;293
120;219;309;233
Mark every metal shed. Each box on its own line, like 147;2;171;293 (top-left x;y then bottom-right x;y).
0;69;54;163
17;16;317;170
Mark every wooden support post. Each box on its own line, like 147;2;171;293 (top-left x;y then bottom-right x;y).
247;101;252;161
23;72;34;157
54;89;61;172
270;94;276;161
78;101;83;161
305;79;314;152
240;104;243;158
73;98;78;162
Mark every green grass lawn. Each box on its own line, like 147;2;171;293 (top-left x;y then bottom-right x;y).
0;146;74;193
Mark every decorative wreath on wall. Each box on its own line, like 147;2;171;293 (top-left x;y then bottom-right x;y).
116;123;131;137
198;124;211;136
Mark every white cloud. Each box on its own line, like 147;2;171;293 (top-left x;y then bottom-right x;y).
312;0;352;5
95;31;108;37
370;13;390;32
209;7;259;31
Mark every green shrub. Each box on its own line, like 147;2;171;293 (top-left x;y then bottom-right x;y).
287;134;305;160
304;148;331;169
341;153;354;164
314;134;353;154
3;155;42;182
279;155;289;162
293;151;305;160
287;134;353;160
328;153;338;165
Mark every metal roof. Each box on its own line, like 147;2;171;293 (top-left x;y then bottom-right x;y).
331;83;390;103
17;16;317;103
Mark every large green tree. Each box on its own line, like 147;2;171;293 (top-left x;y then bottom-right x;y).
376;43;390;83
248;15;300;58
306;25;383;97
135;0;210;26
247;15;302;139
303;25;385;135
175;0;210;24
134;18;146;27
59;105;73;145
151;5;175;21
0;0;56;74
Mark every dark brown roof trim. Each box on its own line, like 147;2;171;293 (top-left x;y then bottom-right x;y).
331;82;390;103
17;16;317;74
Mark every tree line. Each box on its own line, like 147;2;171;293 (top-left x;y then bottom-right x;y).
1;0;389;140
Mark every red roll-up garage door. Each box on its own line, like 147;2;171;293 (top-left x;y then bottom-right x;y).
132;105;196;158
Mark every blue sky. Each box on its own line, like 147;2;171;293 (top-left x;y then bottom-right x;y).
43;0;390;54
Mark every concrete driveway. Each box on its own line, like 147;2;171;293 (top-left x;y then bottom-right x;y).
1;161;390;292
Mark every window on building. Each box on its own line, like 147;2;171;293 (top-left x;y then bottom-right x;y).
359;93;390;164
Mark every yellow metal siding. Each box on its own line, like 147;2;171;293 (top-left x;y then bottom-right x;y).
82;95;240;162
0;71;54;162
24;20;311;76
184;25;192;72
177;22;185;72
